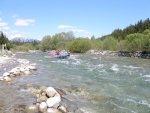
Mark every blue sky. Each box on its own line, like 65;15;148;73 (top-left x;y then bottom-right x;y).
0;0;150;40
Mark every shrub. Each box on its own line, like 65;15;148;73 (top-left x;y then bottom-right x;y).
68;39;91;53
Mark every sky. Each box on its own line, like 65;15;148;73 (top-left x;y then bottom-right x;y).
0;0;150;40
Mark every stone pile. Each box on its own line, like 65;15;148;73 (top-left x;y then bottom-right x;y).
0;59;37;82
27;86;67;113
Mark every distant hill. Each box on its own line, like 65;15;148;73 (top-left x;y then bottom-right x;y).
10;37;40;43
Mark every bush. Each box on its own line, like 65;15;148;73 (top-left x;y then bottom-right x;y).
101;36;118;50
68;39;91;53
125;33;150;51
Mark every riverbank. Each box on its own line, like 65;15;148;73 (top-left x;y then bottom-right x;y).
86;50;150;59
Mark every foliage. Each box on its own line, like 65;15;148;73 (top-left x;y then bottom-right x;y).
91;39;103;50
101;36;118;50
111;18;150;40
39;32;75;51
124;31;150;51
68;38;91;53
10;43;37;52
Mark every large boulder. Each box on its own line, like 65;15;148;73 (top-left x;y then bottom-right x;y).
46;96;61;108
46;87;57;97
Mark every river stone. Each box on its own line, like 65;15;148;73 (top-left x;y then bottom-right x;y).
0;77;4;81
46;96;61;108
39;102;47;112
19;67;25;72
0;101;5;107
28;65;36;70
12;105;26;111
3;72;10;77
9;74;15;77
4;76;11;82
47;108;58;113
38;95;48;102
24;70;30;74
39;86;47;92
25;104;39;112
58;106;67;113
46;87;57;97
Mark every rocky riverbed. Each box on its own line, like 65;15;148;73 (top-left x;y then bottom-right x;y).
0;53;85;113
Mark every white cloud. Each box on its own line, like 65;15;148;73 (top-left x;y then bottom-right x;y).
11;30;19;33
0;18;1;21
2;26;10;30
70;29;85;33
57;24;93;38
0;22;8;27
15;19;35;26
58;25;75;29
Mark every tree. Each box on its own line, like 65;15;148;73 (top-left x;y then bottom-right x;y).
68;38;91;53
0;31;9;45
101;36;118;50
91;35;95;40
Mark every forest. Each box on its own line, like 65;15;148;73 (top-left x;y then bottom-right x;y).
0;18;150;53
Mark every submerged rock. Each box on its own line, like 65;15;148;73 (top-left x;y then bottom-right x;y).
0;101;5;107
25;104;39;112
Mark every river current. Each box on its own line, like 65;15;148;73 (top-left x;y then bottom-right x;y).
0;52;150;113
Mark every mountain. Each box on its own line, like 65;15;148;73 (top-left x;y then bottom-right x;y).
10;37;40;43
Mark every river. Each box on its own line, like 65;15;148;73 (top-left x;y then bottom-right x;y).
0;52;150;113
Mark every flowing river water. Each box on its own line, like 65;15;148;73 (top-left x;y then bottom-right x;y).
0;52;150;113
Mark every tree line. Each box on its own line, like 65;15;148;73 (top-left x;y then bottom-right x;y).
1;18;150;53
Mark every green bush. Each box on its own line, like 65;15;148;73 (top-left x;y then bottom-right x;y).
125;33;150;51
68;39;91;53
101;36;118;50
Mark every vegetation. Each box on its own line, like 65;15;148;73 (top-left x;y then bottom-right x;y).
0;18;150;53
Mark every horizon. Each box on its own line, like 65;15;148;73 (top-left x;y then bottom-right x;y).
0;0;150;40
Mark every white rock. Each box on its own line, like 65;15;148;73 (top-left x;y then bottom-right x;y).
59;106;67;113
0;77;4;81
28;65;36;70
3;72;10;77
55;92;61;98
19;67;25;72
25;67;30;71
10;68;19;73
47;108;58;113
26;105;39;112
4;76;11;82
46;96;61;108
30;63;36;66
9;74;15;77
39;102;47;112
24;70;30;74
46;87;57;97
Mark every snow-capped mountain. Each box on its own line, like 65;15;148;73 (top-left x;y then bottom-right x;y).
10;37;40;42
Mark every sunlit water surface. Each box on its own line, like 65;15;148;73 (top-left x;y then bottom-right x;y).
0;52;150;113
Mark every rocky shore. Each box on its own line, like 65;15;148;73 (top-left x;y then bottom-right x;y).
86;50;150;59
